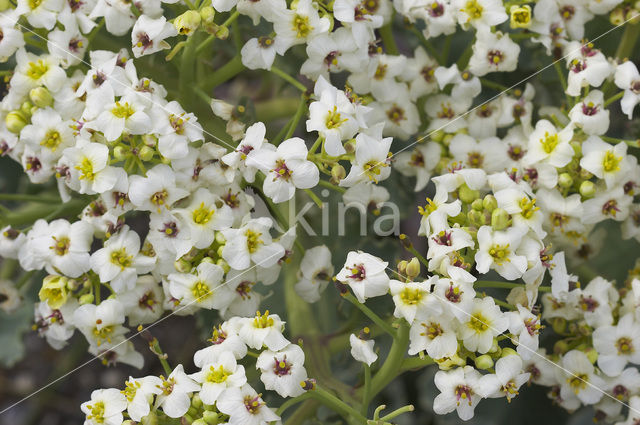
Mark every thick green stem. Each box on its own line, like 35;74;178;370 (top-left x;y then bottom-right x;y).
361;364;372;416
309;387;367;425
277;392;312;416
603;91;624;108
201;55;245;91
270;66;307;92
369;322;409;398
615;22;640;60
379;23;398;55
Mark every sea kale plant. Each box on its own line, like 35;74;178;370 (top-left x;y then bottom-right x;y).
0;0;640;423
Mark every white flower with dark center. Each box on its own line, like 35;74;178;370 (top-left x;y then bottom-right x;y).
241;36;278;70
448;134;508;173
593;314;640;377
614;61;640;119
191;351;247;404
557;350;605;405
348;55;407;103
131;15;177;58
336;251;390;303
395;142;442;191
31;218;93;278
221;122;267;183
433;269;477;321
128;164;189;213
247;138;319;203
507;304;543;359
478;354;530;402
468;29;520;76
408;311;458;359
459;297;508;353
216;383;280;425
582;187;631;224
81;388;127;425
193;320;248;367
433;366;483;420
569;90;610;135
257;343;308;397
155;364;201;418
152;100;203;159
565;42;611;97
119;275;164;325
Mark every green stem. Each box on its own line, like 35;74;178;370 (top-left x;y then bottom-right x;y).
201;55;245;91
379;404;415;422
277;392;312;416
480;78;509;92
93;280;101;304
343;293;396;337
400;355;434;372
318;179;345;193
601;136;639;148
304;189;323;208
361;364;372;417
0;193;60;202
475;280;551;292
403;242;429;270
151;338;173;376
282;95;308;141
455;39;473;69
179;36;196;107
270;66;307;92
308;387;367;425
603;91;624;108
195;35;215;55
379;23;398;55
615;22;640;60
554;61;572;106
369;322;410;398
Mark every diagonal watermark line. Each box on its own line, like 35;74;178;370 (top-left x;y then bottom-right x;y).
358;12;640;179
382;264;640;415
2;14;281;173
0;247;286;415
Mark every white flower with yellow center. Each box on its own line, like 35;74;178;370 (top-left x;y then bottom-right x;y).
272;0;330;55
556;350;605;405
475;225;528;280
90;94;150;141
458;297;508;353
408;311;458;359
580;137;629;189
389;276;441;323
190;351;247;404
593;313;640;377
216;383;280;425
478;354;530;402
257;343;308;398
120;376;162;422
237;311;289;351
433;366;483;420
81;388;127;425
62;140;119;194
128;164;190;213
20;108;74;157
168;261;234;313
73;299;127;349
154;364;201;418
339;131;392;187
523;119;575;168
221;217;285;270
174;188;234;249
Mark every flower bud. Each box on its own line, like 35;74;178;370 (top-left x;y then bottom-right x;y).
138;145;154;161
482;194;497;212
39;275;69;309
406;257;421;279
174;10;201;35
174;258;192;273
192;420;207;425
300;378;317;391
458;184;479;204
441;134;453;146
550;317;566;334
113;146;128;161
554;340;569;354
467;209;485;227
216;258;230;273
0;0;12;11
79;293;95;305
29;87;54;108
140;411;158;425
200;6;215;24
202;410;219;424
215;25;229;40
430;129;445;142
585;347;598;364
558;172;573;188
215;231;226;244
5;111;28;134
471;199;484;211
435;353;466;370
331;164;346;184
510;5;532;28
501;347;518;357
610;7;625;25
344;138;356;153
491;208;510;230
579;180;596;198
475;354;494;370
397;260;408;276
626;8;640;24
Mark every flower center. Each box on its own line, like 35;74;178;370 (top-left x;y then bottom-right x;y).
400;287;423;305
50;235;70;256
455;385;473;405
85;401;105;423
567;374;588;392
468;313;489;332
76;157;95;180
253;310;274;328
518;197;538;219
602;199;620;217
602;151;621;173
487;50;504;64
422;322;443;339
464;0;483;19
206;365;231;383
347;264;366;280
191;280;211;301
122;380;141;402
236;280;254;299
192;202;215;225
245;229;263;253
540;132;559;154
111;101;135;119
110;248;133;269
616;337;634;355
581;101;598;116
26;60;48;79
244;395;264;414
273;356;292;376
292;14;312;38
325;106;346;129
489;244;510;265
151;189;169;206
272;159;293;180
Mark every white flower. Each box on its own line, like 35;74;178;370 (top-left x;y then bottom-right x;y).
152;100;204;159
33;299;77;349
507;305;542;359
593;314;640;377
478;354;529;402
348;55;406;102
131;15;177;58
615;396;640;425
336;251;390;303
557;350;605;405
582;187;631;224
569;90;610;135
272;0;330;54
73;299;127;349
0;14;25;61
20;107;75;157
565;43;611;97
221;122;267;183
579;137;628;189
522;119;574;168
247;138;319;203
89;94;151;141
257;343;308;397
294;245;334;303
349;332;377;365
340;131;392;187
155;364;201;418
174;188;234;249
61;140;120;194
128;164;189;212
389;277;441;323
454;0;507;28
216;384;280;425
468;30;520;77
168;261;234;312
121;376;162;422
193;321;248;367
395;142;442;191
448;134;509;173
433;366;483;421
32;218;93;278
241;36;278;70
459;297;508;354
306;76;360;156
90;227;156;292
191;351;247;404
408;311;458;359
221;217;285;270
475;226;528;280
614;61;640;119
81;388;127;425
119;275;164;325
237;311;289;351
433;269;477;321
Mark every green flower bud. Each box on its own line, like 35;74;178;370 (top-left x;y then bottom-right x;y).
39;275;69;309
20;101;34;118
579;180;596;198
430;129;445;142
202;411;219;424
585;347;598;364
174;10;201;35
200;6;215;24
191;393;203;408
192;419;208;425
441;134;453;146
217;258;230;273
471;199;484;211
467;209;485;227
406;257;421;279
215;25;229;40
79;293;95;305
491;208;510;230
0;0;12;11
610;7;625;25
138;145;154;161
215;231;226;244
200;256;215;264
29;87;54;108
458;184;479;204
626;8;640;24
344;138;356;153
113;146;128;161
475;354;494;370
509;4;532;28
5;111;28;133
550;317;566;334
397;260;408;276
140;411;158;425
501;347;518;357
554;340;570;355
482;194;497;212
558;172;573;188
174;258;192;273
331;164;346;184
578;168;593;180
